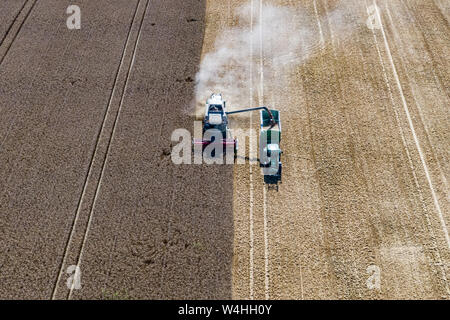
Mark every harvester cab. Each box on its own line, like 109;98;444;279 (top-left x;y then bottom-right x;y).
193;94;238;154
203;93;229;137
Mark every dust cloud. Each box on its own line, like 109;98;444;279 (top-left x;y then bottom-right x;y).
194;1;360;113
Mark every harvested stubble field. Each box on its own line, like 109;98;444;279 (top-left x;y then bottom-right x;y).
0;0;449;299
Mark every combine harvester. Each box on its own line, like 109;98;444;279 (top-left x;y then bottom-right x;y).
193;93;238;156
193;93;282;181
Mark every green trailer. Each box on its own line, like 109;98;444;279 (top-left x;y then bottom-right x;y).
259;109;282;180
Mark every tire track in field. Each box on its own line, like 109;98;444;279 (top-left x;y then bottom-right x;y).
51;0;148;300
247;0;256;299
384;1;449;209
0;5;76;284
0;0;142;298
258;0;271;300
368;0;449;296
67;0;150;300
370;0;450;251
0;0;37;67
70;0;226;299
0;0;27;46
